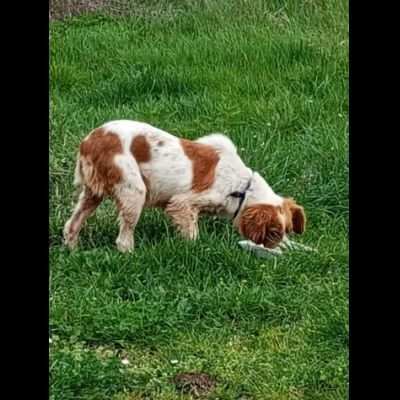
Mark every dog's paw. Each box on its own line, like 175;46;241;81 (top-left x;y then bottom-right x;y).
64;238;78;250
116;236;134;253
63;222;79;250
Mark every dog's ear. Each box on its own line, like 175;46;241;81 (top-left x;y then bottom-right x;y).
239;204;284;248
291;204;306;234
282;198;306;234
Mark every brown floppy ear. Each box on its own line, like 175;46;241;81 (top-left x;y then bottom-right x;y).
291;204;306;234
283;198;306;234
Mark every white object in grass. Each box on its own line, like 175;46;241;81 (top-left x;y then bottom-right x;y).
238;240;283;258
280;236;317;252
238;236;316;257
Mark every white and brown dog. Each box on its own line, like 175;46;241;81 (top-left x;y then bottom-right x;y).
64;120;306;252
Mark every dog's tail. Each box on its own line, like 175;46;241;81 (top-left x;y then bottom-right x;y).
73;151;107;197
196;133;237;154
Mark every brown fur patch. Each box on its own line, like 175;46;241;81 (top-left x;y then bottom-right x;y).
239;204;284;248
131;135;151;163
282;198;306;234
79;128;123;196
181;139;220;192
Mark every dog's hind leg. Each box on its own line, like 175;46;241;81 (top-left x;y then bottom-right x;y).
63;186;103;249
112;155;146;253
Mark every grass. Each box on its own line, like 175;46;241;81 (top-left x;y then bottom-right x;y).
50;1;348;399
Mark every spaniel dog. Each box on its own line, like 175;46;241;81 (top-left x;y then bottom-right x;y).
64;120;306;252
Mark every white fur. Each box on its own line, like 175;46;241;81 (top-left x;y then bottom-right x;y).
103;120;193;205
102;121;284;215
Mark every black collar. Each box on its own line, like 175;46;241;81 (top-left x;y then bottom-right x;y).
230;177;252;220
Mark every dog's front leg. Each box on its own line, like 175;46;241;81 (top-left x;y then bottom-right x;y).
165;196;199;240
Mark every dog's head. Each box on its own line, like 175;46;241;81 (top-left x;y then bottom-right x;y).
238;198;306;248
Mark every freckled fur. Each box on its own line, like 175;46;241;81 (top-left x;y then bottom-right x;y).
165;195;200;240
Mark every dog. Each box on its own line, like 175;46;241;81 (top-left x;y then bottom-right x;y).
64;120;306;252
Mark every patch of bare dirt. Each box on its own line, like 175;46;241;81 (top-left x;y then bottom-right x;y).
172;372;217;397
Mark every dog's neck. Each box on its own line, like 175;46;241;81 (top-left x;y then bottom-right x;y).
247;172;282;204
232;172;283;224
229;175;253;220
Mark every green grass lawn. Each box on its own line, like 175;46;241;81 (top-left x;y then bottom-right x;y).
50;1;348;399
